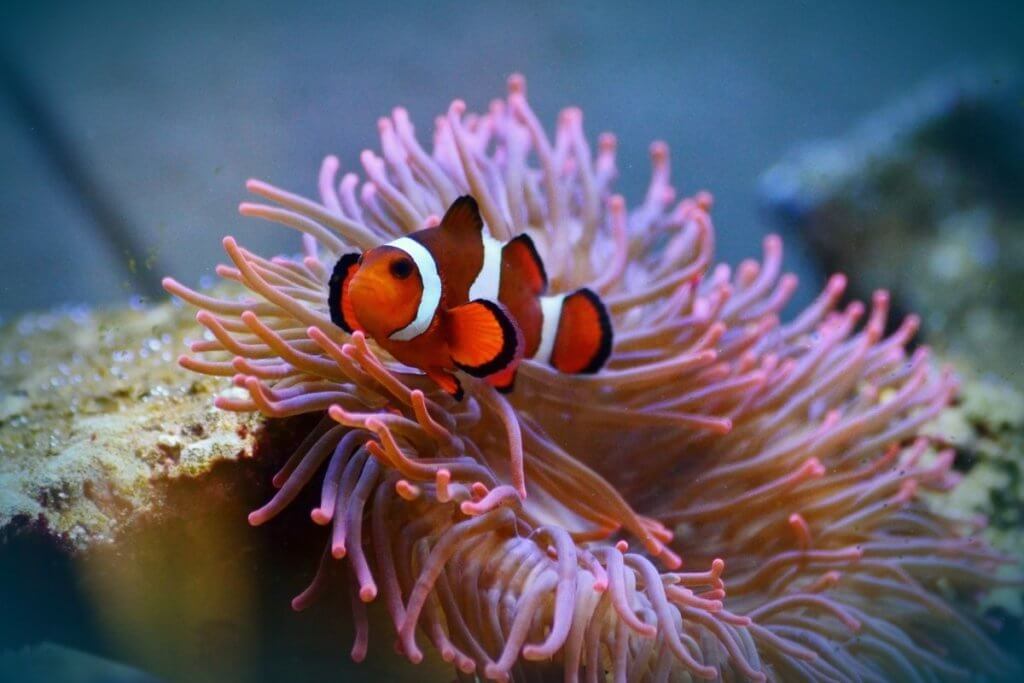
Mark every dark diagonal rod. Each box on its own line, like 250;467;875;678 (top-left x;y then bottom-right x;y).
0;56;167;300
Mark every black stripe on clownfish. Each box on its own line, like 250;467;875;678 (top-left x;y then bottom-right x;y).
327;195;613;398
328;252;361;334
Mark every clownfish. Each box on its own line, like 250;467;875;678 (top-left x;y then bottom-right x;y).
327;196;612;399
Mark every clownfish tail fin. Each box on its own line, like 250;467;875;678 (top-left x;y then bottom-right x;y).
445;299;523;379
439;195;484;240
541;288;613;375
328;252;362;333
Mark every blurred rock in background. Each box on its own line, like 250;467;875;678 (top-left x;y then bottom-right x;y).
761;68;1024;386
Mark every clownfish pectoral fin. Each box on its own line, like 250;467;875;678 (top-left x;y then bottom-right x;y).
439;195;484;240
445;299;523;379
426;369;464;401
486;366;518;394
328;252;363;333
502;234;547;296
547;288;613;374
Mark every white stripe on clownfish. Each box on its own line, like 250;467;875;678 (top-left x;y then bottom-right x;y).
385;236;442;341
468;233;504;302
534;294;567;364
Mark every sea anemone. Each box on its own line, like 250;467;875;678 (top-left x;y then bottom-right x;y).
162;75;1016;681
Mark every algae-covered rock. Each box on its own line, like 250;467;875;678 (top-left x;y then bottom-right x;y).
927;367;1024;616
0;297;260;549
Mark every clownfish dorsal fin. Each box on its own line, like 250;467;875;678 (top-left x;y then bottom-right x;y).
328;252;363;333
502;234;548;296
445;299;523;379
439;195;485;240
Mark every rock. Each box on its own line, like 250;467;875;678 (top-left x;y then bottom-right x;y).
0;296;260;549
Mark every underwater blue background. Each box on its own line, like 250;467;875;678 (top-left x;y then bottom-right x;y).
2;0;1022;318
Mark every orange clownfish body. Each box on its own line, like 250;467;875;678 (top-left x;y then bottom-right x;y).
328;196;612;399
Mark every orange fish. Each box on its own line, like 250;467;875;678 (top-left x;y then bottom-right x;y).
328;196;612;399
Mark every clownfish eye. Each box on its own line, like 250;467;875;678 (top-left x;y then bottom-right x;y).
389;257;414;280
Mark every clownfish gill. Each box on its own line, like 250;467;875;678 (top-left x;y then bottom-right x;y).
328;195;613;400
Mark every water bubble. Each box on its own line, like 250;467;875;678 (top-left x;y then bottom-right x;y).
112;349;135;364
68;306;92;325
